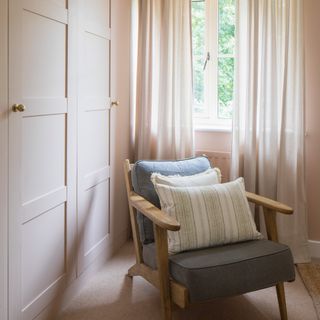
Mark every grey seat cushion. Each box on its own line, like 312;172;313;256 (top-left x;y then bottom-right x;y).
143;240;295;302
131;156;211;244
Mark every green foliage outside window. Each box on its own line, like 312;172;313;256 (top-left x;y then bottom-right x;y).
218;0;235;55
218;57;234;118
191;1;206;114
218;0;235;119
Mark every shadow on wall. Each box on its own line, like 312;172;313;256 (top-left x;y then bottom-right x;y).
43;191;97;319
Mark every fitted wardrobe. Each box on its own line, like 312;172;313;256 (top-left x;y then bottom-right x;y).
0;1;131;319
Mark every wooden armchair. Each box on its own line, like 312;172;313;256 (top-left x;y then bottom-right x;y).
124;157;295;320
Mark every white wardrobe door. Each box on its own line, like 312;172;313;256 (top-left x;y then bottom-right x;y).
0;0;9;319
77;0;112;274
8;1;76;319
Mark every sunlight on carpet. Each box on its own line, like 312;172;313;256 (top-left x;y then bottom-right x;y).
297;263;320;320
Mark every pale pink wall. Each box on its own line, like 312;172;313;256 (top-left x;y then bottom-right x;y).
304;0;320;241
194;2;320;241
109;0;132;243
195;130;232;153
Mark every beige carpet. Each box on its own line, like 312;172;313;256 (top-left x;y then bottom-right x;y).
59;242;318;320
297;263;320;319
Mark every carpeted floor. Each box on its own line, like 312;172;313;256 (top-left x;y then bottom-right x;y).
59;242;318;320
297;263;320;319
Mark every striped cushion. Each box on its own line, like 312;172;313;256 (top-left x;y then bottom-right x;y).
153;178;262;254
151;168;221;187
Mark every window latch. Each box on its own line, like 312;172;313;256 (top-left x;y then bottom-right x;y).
203;52;210;71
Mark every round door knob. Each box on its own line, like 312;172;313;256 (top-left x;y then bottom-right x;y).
111;101;119;107
12;104;26;112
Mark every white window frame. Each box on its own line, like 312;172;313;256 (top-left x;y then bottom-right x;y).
192;0;234;131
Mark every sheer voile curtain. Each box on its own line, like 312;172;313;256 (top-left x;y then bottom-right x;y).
131;0;194;160
231;0;309;262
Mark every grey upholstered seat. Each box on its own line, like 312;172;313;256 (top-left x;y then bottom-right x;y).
143;239;295;302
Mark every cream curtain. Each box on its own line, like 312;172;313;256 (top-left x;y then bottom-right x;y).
231;0;310;262
131;0;194;160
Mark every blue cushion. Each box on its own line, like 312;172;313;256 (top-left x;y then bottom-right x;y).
131;156;211;243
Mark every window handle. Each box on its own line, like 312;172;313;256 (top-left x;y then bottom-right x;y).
203;52;210;71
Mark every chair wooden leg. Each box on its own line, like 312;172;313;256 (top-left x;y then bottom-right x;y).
276;282;288;320
159;286;172;320
154;225;172;320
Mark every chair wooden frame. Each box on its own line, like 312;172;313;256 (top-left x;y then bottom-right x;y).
124;159;294;320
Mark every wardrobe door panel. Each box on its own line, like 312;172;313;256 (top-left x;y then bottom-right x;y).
21;114;66;208
22;204;65;308
82;182;110;256
82;111;109;175
22;10;66;98
83;33;110;98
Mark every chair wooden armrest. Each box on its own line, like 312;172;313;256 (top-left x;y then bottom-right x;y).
246;191;293;215
245;191;293;242
129;192;180;231
127;190;183;317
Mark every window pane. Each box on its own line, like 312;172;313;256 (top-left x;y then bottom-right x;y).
218;0;235;55
193;55;206;114
192;1;206;115
218;57;234;119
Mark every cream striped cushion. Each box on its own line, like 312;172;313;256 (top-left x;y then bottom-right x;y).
151;168;221;187
153;177;262;254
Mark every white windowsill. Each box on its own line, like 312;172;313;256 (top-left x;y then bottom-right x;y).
195;125;232;133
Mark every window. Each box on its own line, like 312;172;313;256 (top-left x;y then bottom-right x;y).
192;0;235;129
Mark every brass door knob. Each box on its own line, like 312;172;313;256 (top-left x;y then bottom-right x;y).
12;104;26;112
111;101;119;107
